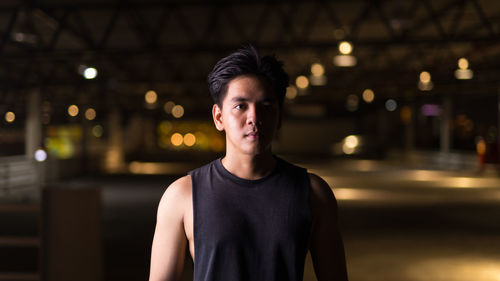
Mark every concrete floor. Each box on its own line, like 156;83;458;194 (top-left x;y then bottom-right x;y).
308;159;500;281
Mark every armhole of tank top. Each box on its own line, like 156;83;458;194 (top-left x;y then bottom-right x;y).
305;169;314;250
188;170;198;263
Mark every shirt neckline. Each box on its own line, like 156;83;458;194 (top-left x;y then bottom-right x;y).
215;156;281;187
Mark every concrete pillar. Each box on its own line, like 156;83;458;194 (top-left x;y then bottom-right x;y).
440;95;452;153
25;90;41;160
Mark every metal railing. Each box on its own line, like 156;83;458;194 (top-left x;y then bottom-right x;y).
0;156;38;198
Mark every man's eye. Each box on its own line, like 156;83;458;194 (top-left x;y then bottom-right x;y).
235;104;245;110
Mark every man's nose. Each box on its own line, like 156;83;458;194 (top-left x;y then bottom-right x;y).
246;105;261;125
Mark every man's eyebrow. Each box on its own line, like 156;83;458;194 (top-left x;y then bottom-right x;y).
231;97;249;102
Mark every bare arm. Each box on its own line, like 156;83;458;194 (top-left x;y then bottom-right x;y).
308;173;349;281
149;175;191;281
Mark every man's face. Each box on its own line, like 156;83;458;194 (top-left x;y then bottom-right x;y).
213;75;281;156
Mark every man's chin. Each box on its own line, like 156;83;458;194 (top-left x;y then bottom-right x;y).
241;145;272;156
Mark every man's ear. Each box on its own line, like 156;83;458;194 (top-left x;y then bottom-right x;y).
212;104;224;131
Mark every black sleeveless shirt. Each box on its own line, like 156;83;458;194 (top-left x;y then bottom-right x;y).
188;156;312;281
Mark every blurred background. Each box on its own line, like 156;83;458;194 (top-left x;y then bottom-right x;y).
1;0;500;280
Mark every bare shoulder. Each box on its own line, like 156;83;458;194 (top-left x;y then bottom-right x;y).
308;173;337;205
157;175;192;218
150;175;192;281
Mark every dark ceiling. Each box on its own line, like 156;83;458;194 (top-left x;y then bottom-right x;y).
1;0;500;121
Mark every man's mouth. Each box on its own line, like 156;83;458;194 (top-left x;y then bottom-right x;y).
245;132;260;139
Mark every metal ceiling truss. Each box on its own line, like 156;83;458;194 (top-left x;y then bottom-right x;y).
0;0;499;116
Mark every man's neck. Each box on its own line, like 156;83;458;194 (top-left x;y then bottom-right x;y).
221;152;276;180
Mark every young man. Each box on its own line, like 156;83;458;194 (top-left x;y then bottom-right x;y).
149;46;348;281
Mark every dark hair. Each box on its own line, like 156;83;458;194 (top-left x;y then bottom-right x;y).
207;45;289;107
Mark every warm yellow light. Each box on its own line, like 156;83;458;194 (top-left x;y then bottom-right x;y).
420;71;431;83
333;55;357;67
171;133;183;146
68;105;79;117
296;75;309;89
286;86;298;100
450;177;476;189
362;89;375;103
164;101;175;114
145;90;158;104
342;144;355;155
407;257;500;280
339;41;353;55
183;133;196;147
311;63;325;76
458;58;469;70
5;111;15;123
172;105;184;118
344;135;359;149
85;108;96;120
455;69;473;80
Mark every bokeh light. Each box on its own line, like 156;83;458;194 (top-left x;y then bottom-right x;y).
5;111;15;123
458;58;469;70
83;67;97;79
183;133;196;147
362;89;375;103
419;71;431;83
34;148;47;162
171;133;183;146
296;75;309;89
342;135;359;155
68;105;79;117
172;105;184;118
339;41;353;55
385;99;397;111
311;63;325;76
145;90;158;104
344;135;359;149
85;108;96;120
